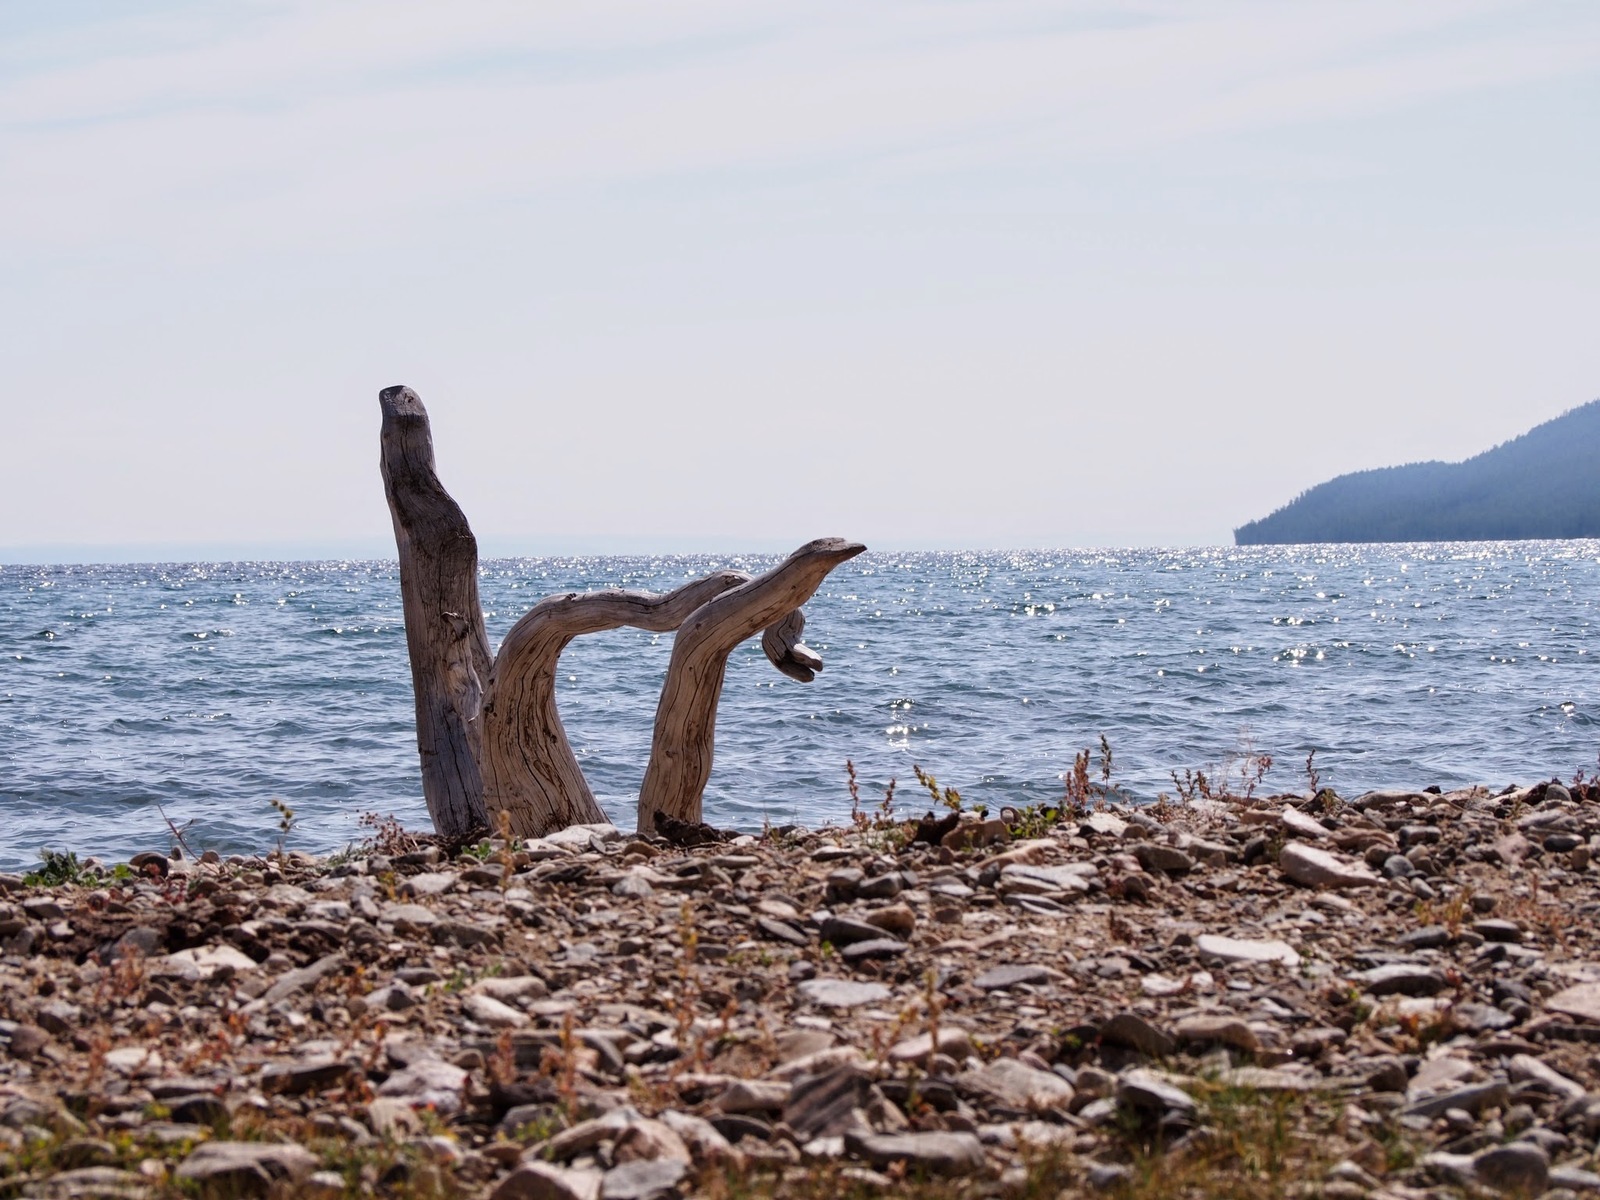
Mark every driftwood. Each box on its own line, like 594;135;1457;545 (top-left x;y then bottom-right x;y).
379;385;863;839
637;538;864;832
379;386;492;838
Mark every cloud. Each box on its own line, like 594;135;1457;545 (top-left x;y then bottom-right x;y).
4;0;1597;261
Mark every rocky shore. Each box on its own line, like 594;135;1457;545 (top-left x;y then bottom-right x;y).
6;781;1600;1198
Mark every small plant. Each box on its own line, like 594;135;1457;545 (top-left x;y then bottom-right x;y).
24;848;87;888
1304;748;1322;795
1064;734;1118;816
268;797;296;859
913;764;963;812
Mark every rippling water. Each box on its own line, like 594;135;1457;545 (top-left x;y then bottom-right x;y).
1;544;1597;868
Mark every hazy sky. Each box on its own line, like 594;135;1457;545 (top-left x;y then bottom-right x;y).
3;1;1597;558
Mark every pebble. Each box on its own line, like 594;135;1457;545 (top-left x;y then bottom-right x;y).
1195;933;1301;968
1279;843;1379;889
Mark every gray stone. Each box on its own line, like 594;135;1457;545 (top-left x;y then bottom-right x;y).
999;863;1096;895
176;1141;318;1194
840;938;907;963
843;1130;986;1176
600;1159;686;1200
1404;1080;1509;1119
972;964;1050;990
819;916;892;947
1100;1013;1175;1057
1279;843;1378;889
1551;1165;1600;1192
1117;1069;1196;1114
1471;1141;1549;1195
797;979;891;1009
1132;843;1194;875
955;1059;1074;1112
1174;1016;1260;1053
785;1065;873;1139
1356;963;1447;996
1508;1054;1585;1101
1474;919;1523;943
755;917;808;947
1195;934;1301;967
260;953;345;1004
1547;981;1600;1024
259;1057;351;1095
400;871;458;897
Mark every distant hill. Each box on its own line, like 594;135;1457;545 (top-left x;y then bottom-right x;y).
1234;400;1600;545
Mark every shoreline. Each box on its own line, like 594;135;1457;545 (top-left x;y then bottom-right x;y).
3;784;1600;1198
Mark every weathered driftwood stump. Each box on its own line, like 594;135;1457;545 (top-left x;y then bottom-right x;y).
379;385;863;839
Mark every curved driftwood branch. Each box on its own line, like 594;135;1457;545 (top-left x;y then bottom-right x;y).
637;538;866;832
762;609;823;682
378;385;492;838
481;572;750;839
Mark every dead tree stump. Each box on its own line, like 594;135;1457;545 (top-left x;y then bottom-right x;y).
379;385;863;839
379;386;492;839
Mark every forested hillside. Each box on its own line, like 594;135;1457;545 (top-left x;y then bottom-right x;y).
1235;400;1600;544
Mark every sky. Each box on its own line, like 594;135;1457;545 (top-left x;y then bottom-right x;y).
2;0;1597;559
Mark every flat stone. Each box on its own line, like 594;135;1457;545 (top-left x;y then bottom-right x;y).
785;1064;873;1139
819;917;891;947
492;1162;604;1200
714;1080;789;1115
1132;843;1195;875
1403;1080;1509;1119
1280;807;1331;840
25;1167;153;1198
863;904;916;938
955;1058;1074;1112
473;975;548;1002
463;993;529;1028
1356;964;1447;997
600;1159;685;1200
176;1141;318;1192
163;945;259;978
400;871;458;897
798;979;891;1009
376;1059;468;1112
888;1029;973;1065
1116;1069;1196;1114
1471;1141;1549;1195
843;1130;986;1176
1279;843;1378;890
1395;926;1451;950
103;1046;164;1075
755;917;808;947
541;1108;639;1160
261;952;345;1004
1474;919;1523;943
840;938;906;963
1196;934;1301;968
1175;1016;1260;1053
999;863;1095;895
381;903;437;931
1100;1013;1175;1057
611;872;654;898
260;1056;351;1095
1546;980;1600;1024
973;964;1051;990
1508;1053;1585;1101
1551;1165;1600;1192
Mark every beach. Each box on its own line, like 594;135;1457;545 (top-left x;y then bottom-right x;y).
4;781;1600;1197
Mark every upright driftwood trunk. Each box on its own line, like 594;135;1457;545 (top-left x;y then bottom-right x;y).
379;386;491;838
380;385;862;841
